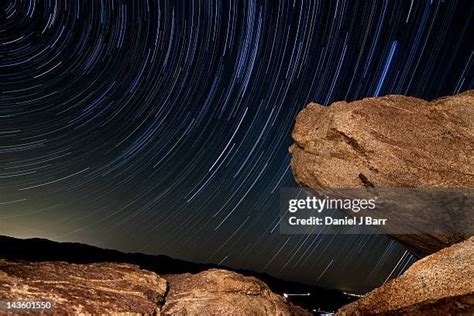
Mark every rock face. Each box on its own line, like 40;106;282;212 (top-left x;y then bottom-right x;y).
0;260;308;315
337;237;474;315
289;90;474;256
162;269;309;315
0;261;167;315
290;90;473;189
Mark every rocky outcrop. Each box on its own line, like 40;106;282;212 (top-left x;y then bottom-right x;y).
1;235;350;313
289;90;474;256
162;269;309;315
0;261;167;314
0;260;308;315
290;90;473;189
337;237;474;315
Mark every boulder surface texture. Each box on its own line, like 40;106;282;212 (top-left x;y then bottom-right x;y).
337;237;474;315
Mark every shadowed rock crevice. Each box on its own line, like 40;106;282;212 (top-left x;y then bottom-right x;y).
358;173;374;188
328;128;369;158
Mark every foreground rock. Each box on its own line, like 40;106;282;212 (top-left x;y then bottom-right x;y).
337;237;474;315
289;90;474;256
163;269;309;315
0;261;167;314
0;260;308;315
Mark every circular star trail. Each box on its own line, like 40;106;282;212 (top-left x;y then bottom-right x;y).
0;0;472;292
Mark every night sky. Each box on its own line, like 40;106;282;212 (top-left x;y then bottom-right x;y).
0;0;472;292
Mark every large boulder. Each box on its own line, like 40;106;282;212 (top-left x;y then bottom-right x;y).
289;91;474;256
0;261;167;314
290;91;473;189
162;269;310;315
337;237;474;315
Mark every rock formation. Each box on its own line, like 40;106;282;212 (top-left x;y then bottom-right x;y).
162;269;309;315
0;261;167;314
289;90;474;256
0;259;309;315
0;235;352;313
290;90;473;189
337;237;474;315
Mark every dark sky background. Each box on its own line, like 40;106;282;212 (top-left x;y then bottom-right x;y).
0;0;472;292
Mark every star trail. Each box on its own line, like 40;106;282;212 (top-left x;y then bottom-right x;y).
0;0;472;292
